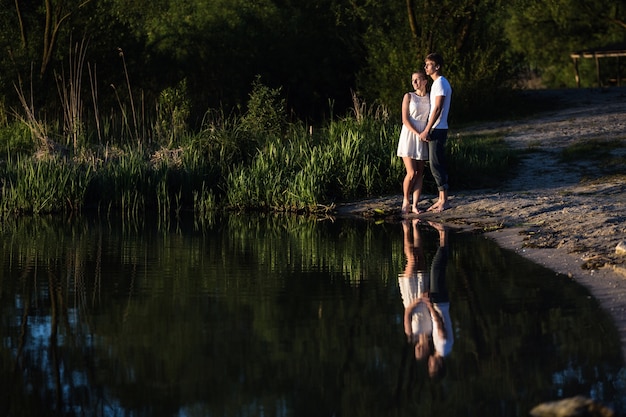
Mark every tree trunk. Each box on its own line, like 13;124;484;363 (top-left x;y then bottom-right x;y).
406;0;419;47
15;0;27;48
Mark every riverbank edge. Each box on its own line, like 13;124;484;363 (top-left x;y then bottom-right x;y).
334;194;626;363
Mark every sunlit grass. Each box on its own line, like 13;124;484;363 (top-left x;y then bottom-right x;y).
446;132;522;190
0;63;522;220
0;116;520;219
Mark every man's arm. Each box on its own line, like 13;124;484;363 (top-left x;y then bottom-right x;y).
419;95;445;141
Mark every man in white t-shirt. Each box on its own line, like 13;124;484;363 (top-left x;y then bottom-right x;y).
419;53;452;213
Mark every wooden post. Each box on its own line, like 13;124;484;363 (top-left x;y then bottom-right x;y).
570;48;626;88
595;53;601;87
573;57;580;88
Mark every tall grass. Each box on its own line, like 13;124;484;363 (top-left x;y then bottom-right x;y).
55;38;88;152
0;154;93;215
0;40;521;221
225;105;398;212
0;116;519;219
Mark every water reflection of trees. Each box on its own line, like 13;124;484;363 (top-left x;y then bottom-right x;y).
0;214;405;416
0;215;624;416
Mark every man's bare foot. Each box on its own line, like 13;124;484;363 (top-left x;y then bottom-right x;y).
427;201;451;213
411;205;423;214
431;202;451;213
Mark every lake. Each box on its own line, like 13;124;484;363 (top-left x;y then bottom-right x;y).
1;213;625;416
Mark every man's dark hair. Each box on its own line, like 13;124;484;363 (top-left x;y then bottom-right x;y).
426;53;444;69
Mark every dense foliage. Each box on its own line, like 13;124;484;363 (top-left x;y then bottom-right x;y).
505;0;626;87
0;0;623;218
1;0;624;123
0;83;520;218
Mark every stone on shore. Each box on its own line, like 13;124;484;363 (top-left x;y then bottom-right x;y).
529;396;614;417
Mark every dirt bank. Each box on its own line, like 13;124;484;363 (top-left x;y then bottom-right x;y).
336;87;626;360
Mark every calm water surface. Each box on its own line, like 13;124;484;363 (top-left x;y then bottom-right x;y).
1;214;624;417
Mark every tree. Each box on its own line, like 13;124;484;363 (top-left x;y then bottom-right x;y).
504;0;626;87
9;0;93;78
357;0;520;122
127;0;365;122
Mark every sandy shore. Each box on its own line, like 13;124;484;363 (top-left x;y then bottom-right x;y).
336;87;626;360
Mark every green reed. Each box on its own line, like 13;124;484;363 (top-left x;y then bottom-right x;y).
4;52;404;219
0;155;94;215
0;116;520;220
2;52;521;221
225;113;397;212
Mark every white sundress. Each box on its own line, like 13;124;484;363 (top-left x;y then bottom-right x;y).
398;272;432;336
397;92;430;160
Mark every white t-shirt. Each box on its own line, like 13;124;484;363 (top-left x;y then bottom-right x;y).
433;302;454;356
430;76;452;130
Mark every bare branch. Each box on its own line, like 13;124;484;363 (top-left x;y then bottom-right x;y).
14;0;27;48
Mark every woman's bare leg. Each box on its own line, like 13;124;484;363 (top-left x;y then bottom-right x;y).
401;157;418;213
411;161;425;213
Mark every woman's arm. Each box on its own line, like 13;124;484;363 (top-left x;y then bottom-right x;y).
401;93;420;135
403;298;424;336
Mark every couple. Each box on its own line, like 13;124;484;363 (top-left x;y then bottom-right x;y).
399;219;453;379
397;53;452;215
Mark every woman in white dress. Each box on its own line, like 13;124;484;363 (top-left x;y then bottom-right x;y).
398;219;431;360
397;71;430;214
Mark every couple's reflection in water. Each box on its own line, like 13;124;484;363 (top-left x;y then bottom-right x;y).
399;219;453;380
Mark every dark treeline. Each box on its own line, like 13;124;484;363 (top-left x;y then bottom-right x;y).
1;0;624;126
